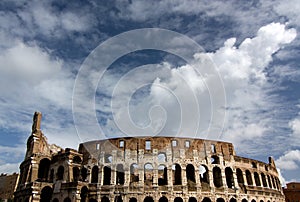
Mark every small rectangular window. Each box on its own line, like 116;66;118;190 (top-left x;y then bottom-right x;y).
119;140;124;148
185;140;190;148
172;140;177;147
145;140;151;150
211;144;216;153
96;143;100;150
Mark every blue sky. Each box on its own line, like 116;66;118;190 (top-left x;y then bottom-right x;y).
0;0;300;185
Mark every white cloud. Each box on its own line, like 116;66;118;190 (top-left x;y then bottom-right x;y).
275;150;300;170
289;118;300;136
274;0;300;26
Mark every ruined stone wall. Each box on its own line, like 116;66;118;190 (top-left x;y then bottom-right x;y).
13;112;285;202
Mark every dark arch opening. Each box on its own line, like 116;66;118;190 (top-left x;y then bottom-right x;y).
201;198;211;202
81;167;88;182
129;198;137;202
80;186;88;202
40;186;53;202
229;198;237;202
211;155;220;164
103;166;111;185
158;165;167;186
73;156;82;164
73;167;80;182
216;198;225;202
242;199;248;202
159;196;168;202
114;196;123;202
174;197;183;202
246;170;253;185
254;172;261;186
188;197;197;202
236;168;244;184
38;158;50;181
199;165;209;190
91;166;99;183
186;164;196;183
225;167;234;188
57;166;64;180
116;164;125;185
101;196;110;202
213;167;223;188
144;196;154;202
89;199;97;202
261;173;267;187
64;198;71;202
173;164;182;185
52;198;59;202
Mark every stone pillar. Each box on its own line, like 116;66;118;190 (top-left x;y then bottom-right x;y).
153;168;158;186
111;165;116;185
243;172;248;186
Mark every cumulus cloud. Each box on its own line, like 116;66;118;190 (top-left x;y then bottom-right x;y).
276;150;300;170
93;22;297;154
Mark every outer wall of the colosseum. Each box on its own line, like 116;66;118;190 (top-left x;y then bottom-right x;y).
14;112;285;202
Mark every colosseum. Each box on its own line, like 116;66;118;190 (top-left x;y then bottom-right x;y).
14;112;285;202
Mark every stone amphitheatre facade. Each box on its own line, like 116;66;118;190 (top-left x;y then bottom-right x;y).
14;112;285;202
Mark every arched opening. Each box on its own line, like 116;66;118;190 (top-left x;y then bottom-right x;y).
91;166;99;183
52;198;59;202
229;198;237;202
261;173;267;187
144;163;154;186
186;164;196;183
81;167;88;182
174;197;183;202
38;158;50;181
103;166;111;185
130;164;139;183
188;197;197;202
158;153;167;162
211;155;220;164
73;167;80;182
271;176;276;189
251;200;256;202
89;199;97;202
260;200;264;202
252;162;257;168
80;186;88;202
172;164;182;185
242;199;248;202
254;172;261;186
199;165;209;189
144;196;154;202
267;175;272;188
201;198;211;202
159;196;168;202
57;166;64;181
116;164;125;185
225;167;234;188
246;170;253;185
129;198;137;202
115;196;123;202
213;167;222;188
64;198;71;202
216;198;225;202
73;156;82;164
236;168;244;184
101;196;110;202
158;165;167;186
40;186;53;202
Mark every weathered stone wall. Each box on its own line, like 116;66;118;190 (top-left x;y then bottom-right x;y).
14;113;285;202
